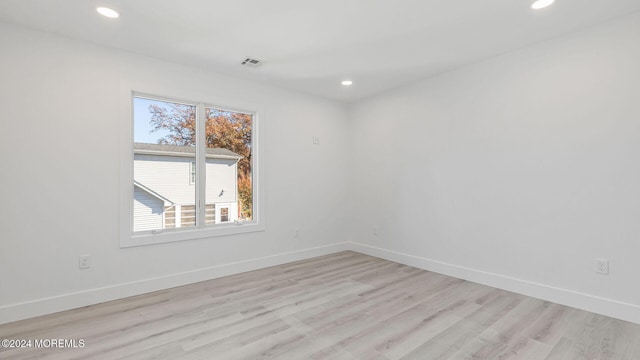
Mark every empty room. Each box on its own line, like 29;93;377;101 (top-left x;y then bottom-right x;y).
2;0;640;359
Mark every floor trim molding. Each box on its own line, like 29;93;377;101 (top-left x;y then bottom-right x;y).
0;242;350;325
4;241;639;326
348;241;640;325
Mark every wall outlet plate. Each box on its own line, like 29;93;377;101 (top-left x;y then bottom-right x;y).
596;258;609;275
79;255;91;269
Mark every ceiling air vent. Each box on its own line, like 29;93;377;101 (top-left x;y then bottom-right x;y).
241;57;262;67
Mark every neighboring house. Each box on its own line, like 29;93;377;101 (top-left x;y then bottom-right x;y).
133;142;242;232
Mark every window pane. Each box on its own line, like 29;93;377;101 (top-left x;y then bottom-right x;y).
204;108;253;224
220;207;229;223
133;97;197;232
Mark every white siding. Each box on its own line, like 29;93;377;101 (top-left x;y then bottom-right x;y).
133;186;163;232
134;154;196;205
134;154;238;206
205;158;238;204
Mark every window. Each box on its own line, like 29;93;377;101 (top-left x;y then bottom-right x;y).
220;207;229;223
123;92;262;246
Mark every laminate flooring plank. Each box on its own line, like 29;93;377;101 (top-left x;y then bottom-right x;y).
64;280;307;357
119;282;363;358
398;291;524;360
544;337;575;360
303;276;465;339
301;272;465;331
374;283;498;359
452;297;555;359
308;281;488;359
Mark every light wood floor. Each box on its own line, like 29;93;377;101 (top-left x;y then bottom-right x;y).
1;251;640;359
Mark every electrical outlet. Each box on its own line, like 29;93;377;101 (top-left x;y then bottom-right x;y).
373;227;378;236
596;258;609;275
79;255;91;269
294;229;300;238
313;136;320;145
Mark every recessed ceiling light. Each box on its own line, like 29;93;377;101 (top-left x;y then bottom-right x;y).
341;80;353;86
97;7;119;18
531;0;555;10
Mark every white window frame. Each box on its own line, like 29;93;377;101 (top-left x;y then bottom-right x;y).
218;205;230;223
120;88;265;248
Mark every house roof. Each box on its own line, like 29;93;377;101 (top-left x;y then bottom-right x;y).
134;180;174;205
134;142;242;160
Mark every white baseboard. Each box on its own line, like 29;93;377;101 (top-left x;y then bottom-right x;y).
0;242;350;325
5;241;639;326
348;241;640;325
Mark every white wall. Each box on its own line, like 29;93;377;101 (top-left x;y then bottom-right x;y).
0;22;350;324
348;12;640;323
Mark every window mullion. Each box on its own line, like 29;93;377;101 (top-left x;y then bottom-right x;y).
196;104;207;228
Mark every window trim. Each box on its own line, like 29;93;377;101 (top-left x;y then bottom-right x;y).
120;88;265;248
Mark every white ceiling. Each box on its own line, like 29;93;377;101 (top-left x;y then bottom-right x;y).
1;0;639;102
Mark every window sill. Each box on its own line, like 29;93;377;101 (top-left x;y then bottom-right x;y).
121;222;265;248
